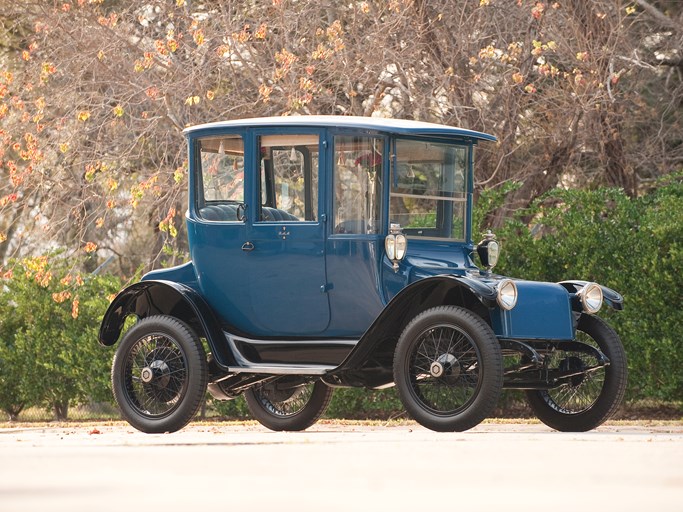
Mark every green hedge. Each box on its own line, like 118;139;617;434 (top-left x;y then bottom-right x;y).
0;256;121;420
479;174;683;402
1;176;681;421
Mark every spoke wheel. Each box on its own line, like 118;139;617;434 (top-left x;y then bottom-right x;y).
394;306;502;432
112;315;207;433
245;379;333;431
526;314;627;431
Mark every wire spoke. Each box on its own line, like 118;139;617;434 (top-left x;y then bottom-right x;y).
408;322;482;415
542;330;606;414
123;333;188;418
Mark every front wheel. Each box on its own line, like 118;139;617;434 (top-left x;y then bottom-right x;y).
393;306;503;432
111;315;208;433
526;314;628;432
244;378;333;431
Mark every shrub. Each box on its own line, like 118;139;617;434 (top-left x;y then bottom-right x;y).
0;256;122;420
477;174;683;402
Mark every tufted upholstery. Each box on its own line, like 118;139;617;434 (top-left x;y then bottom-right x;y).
199;204;299;222
261;207;300;222
198;204;239;221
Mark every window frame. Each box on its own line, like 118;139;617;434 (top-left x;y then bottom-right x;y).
389;136;471;242
194;133;246;223
254;131;322;224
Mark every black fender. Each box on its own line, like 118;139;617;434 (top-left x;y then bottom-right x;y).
333;275;497;373
98;280;236;367
558;280;624;311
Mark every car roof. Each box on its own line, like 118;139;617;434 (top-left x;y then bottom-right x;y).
183;115;497;142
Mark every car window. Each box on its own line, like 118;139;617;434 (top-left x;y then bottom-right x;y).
390;139;468;240
258;134;319;222
333;135;383;234
196;135;245;222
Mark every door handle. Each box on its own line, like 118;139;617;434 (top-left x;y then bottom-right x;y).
241;241;255;252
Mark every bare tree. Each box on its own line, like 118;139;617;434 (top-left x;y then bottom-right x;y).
0;0;680;271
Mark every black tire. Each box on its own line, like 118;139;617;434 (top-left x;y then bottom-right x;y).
526;314;628;432
393;306;503;432
244;379;333;431
111;315;208;433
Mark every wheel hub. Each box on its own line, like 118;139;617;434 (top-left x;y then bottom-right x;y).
429;354;460;378
140;367;154;383
430;361;444;378
140;360;171;387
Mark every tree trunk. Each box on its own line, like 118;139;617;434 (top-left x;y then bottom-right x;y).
53;400;69;421
600;110;636;197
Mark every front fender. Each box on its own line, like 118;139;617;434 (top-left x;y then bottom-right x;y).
559;280;624;311
335;275;496;373
98;280;236;367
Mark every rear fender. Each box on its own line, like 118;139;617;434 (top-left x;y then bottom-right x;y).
334;275;496;373
98;281;236;367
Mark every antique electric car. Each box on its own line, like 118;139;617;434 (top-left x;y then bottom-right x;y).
99;116;627;433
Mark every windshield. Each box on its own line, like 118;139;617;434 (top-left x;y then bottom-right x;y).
390;139;469;240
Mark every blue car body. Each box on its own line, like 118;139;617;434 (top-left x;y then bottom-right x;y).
100;116;623;390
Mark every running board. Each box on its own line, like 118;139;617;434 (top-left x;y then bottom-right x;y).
226;364;336;376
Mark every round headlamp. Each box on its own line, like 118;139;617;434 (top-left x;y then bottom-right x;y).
385;236;396;261
496;279;518;311
477;231;500;270
578;282;603;314
395;234;407;260
385;224;407;272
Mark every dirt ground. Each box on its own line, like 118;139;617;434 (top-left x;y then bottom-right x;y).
1;420;681;512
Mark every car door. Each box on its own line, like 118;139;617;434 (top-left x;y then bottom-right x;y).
243;130;331;336
324;133;387;336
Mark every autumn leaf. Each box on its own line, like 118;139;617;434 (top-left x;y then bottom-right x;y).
254;23;267;40
531;2;545;20
173;167;184;184
71;297;79;319
52;290;72;303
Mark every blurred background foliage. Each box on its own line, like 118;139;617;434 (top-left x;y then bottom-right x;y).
2;175;680;421
0;0;681;420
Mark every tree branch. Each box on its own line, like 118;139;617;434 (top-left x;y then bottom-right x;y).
635;0;682;32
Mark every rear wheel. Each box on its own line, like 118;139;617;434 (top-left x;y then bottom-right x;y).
112;315;207;433
245;379;333;431
393;306;503;432
526;314;627;431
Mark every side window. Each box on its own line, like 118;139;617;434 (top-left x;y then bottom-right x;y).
258;134;319;222
390;139;468;240
333;135;383;234
197;135;244;222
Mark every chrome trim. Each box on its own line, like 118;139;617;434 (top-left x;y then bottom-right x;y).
496;279;518;310
226;364;335;375
577;282;603;314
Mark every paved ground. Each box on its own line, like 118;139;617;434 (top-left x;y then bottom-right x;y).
1;421;681;512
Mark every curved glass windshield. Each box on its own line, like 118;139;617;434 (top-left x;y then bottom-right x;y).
390;139;468;240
